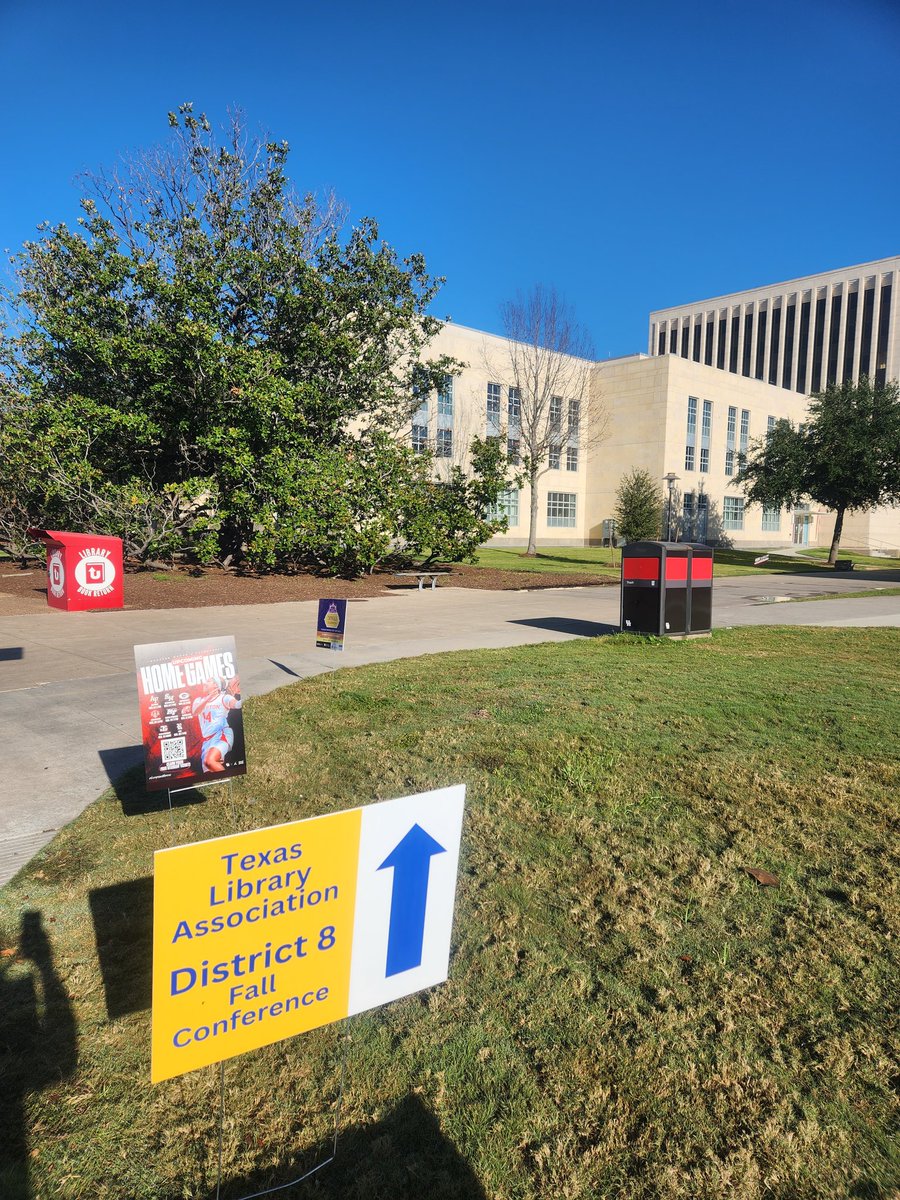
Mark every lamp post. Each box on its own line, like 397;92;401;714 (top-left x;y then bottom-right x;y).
663;472;679;541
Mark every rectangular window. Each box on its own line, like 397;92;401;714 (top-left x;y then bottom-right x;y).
811;295;826;392
705;319;714;365
761;505;781;531
700;399;712;473
681;324;690;358
549;395;562;430
436;428;452;457
411;424;428;453
548;444;561;469
547;491;576;528
782;302;796;389
489;488;519;526
730;312;740;373
767;415;776;432
568;398;580;439
717;316;727;369
797;298;811;392
739;410;750;463
508;385;521;426
693;322;702;363
827;294;842;386
723;496;745;530
876;282;892;388
843;290;858;381
658;330;667;355
486;382;501;430
768;305;782;385
437;376;454;418
725;404;737;476
507;438;520;465
860;286;875;378
684;445;695;471
742;310;753;377
566;446;578;472
755;309;767;380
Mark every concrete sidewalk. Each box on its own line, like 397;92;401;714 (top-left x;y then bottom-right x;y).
1;572;898;885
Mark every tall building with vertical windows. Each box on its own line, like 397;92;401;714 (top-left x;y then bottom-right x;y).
648;256;899;392
410;258;900;556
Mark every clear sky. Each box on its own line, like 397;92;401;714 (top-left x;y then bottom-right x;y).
2;0;898;359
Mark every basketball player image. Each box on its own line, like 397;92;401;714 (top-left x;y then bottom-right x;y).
191;675;242;773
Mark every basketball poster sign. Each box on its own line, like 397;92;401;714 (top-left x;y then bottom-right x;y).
134;636;247;792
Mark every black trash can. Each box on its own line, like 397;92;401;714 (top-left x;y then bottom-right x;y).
620;541;713;636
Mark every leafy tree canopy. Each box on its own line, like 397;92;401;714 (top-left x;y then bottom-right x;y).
735;376;900;563
1;105;510;571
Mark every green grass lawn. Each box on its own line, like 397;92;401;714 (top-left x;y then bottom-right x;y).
1;629;898;1199
471;545;844;578
794;548;900;570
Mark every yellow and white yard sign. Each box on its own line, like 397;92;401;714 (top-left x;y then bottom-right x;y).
151;786;465;1082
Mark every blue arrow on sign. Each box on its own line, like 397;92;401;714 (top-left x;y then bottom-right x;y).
378;823;447;977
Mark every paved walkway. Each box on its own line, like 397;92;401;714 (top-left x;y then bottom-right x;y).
1;572;898;884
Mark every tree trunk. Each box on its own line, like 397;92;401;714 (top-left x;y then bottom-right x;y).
827;504;845;565
526;464;539;556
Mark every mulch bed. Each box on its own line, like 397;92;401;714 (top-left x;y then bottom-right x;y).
0;561;613;616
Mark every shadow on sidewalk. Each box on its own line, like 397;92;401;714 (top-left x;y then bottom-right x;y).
509;617;617;637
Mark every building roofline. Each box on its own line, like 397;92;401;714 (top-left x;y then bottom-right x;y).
649;254;900;318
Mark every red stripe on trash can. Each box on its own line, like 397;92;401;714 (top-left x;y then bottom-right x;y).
622;557;660;581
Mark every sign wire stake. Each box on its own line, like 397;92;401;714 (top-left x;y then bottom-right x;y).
214;1027;351;1200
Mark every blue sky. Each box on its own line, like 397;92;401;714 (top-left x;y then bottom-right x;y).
2;0;899;358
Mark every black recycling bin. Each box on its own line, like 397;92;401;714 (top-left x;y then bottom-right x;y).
620;541;714;636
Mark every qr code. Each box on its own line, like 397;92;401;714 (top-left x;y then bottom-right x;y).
160;736;187;765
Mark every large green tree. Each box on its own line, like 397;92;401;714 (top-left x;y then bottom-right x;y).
735;376;900;564
1;105;510;572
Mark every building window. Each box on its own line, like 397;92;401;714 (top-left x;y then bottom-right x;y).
755;309;767;380
796;298;811;392
700;399;712;473
566;446;578;472
507;438;520;465
508;386;521;426
548;444;561;469
717;315;727;370
723;496;745;530
549;395;562;430
486;382;501;429
693;321;702;362
843;290;858;381
705;318;714;366
436;428;452;458
768;306;782;386
762;505;781;531
437;376;454;418
547;491;576;528
739;409;750;463
411;424;428;453
876;282;892;388
782;302;796;389
685;395;697;470
767;415;776;432
742;310;753;377
681;323;690;358
725;405;737;474
568;398;580;439
489;488;519;526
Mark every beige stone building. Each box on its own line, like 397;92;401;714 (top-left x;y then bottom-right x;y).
411;258;900;555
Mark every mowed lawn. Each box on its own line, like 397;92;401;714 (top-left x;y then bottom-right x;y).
470;545;900;578
1;628;898;1199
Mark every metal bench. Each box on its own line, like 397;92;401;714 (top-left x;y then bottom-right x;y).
391;570;450;591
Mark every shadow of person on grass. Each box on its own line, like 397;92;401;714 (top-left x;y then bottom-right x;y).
193;1092;487;1200
0;911;77;1200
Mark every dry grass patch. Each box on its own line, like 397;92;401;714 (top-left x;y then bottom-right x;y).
0;628;898;1198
